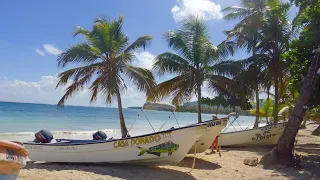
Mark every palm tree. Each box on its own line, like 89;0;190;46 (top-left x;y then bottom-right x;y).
149;16;236;123
56;16;156;138
257;2;295;123
223;0;269;128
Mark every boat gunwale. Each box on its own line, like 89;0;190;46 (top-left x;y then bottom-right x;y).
221;122;287;135
23;119;225;146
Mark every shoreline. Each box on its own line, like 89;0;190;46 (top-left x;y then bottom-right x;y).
19;123;320;180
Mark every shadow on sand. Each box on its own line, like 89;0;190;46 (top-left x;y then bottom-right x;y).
295;143;320;155
176;156;222;170
25;162;197;180
264;155;320;180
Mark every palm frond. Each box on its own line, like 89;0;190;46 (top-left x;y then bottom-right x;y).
57;43;100;67
124;36;152;53
164;31;193;60
73;26;91;38
57;72;94;108
56;62;103;88
215;41;237;60
152;52;193;76
207;60;242;77
89;75;104;103
148;73;195;104
125;65;156;94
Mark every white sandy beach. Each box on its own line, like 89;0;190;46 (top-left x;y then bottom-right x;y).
19;123;320;180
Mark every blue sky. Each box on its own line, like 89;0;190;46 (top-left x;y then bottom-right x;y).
0;0;298;107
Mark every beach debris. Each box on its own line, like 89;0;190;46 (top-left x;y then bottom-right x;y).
243;157;259;166
137;141;179;157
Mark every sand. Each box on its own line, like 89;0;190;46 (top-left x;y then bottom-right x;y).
19;123;320;180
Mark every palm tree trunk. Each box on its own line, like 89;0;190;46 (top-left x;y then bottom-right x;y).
260;49;320;166
266;85;270;125
312;125;320;136
274;75;279;124
254;88;260;128
197;83;202;123
116;90;128;138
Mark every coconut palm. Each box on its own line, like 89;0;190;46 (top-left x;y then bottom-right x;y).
56;16;156;138
257;2;295;123
149;16;237;123
223;0;268;128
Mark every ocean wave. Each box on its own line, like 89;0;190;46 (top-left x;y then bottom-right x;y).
0;129;119;136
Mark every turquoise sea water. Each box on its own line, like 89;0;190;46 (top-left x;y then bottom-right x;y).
0;101;255;141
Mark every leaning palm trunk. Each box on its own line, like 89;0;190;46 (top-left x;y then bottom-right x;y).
254;88;260;128
197;84;202;123
260;49;320;166
116;90;129;138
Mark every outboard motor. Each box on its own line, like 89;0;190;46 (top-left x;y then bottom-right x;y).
33;129;53;143
93;130;107;140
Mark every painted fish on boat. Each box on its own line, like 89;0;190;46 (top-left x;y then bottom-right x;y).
137;141;179;157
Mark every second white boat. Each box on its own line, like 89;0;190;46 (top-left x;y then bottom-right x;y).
188;118;228;154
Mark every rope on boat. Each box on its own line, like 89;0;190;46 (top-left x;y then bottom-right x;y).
189;141;198;173
127;118;137;136
158;119;169;132
172;112;180;127
145;116;156;132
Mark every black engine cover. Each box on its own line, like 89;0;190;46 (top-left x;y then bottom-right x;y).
34;129;53;143
93;130;107;140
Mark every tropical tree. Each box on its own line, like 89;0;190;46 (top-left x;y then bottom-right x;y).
257;1;295;123
149;16;236;123
260;0;320;165
260;47;320;166
223;0;269;128
56;16;156;138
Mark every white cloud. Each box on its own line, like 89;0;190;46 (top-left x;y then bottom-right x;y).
0;76;147;108
43;44;62;55
171;0;223;22
35;48;46;56
132;51;155;69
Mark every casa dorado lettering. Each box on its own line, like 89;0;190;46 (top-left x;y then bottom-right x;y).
113;132;172;148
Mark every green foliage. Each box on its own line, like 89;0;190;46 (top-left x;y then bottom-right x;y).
57;16;156;107
250;98;274;121
177;105;250;116
149;16;236;106
201;96;252;110
285;0;320;108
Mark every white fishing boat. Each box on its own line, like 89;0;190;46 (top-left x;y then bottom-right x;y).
23;123;207;165
0;141;28;180
219;113;287;147
188;118;228;154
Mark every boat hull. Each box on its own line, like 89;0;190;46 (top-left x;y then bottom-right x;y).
24;124;207;165
220;123;286;147
0;141;28;180
188;118;228;154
